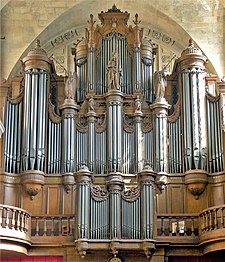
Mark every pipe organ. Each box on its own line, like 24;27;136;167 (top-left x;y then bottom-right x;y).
2;4;225;260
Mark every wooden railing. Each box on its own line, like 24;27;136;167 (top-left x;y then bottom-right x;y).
30;215;75;243
157;213;199;237
0;204;31;255
199;205;225;234
0;204;30;235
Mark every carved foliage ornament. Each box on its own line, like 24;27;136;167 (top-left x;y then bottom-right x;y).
96;114;106;133
48;96;62;124
168;94;181;123
122;186;140;202
91;185;109;201
123;114;134;133
76;115;88;132
141;114;153;132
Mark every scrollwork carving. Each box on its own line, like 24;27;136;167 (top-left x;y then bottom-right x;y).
122;186;140;202
96;114;106;133
8;88;24;104
168;94;181;123
76;115;88;132
91;185;109;201
141;114;153;132
48;98;62;124
123;114;134;132
206;91;220;102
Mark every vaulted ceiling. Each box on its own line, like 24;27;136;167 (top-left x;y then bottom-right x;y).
1;0;224;79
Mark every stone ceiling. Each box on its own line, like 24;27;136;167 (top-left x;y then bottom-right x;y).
0;0;224;80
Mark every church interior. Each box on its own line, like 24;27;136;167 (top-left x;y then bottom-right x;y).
0;1;225;261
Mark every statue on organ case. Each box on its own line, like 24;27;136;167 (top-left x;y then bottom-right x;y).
64;71;77;100
107;52;122;90
153;70;167;100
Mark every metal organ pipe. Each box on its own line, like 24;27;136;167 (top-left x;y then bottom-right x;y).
150;102;170;174
108;101;123;172
22;68;48;172
178;40;208;172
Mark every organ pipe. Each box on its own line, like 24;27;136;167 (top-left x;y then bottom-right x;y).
20;39;51;199
151;99;170;174
76;165;91;239
21;40;51;172
178;39;208;171
139;166;155;239
134;97;143;173
87;99;96;172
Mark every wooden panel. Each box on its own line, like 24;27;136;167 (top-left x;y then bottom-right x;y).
185;185;208;213
171;185;184;213
22;187;43;215
46;186;61;215
156;187;168;213
211;184;224;206
3;184;18;206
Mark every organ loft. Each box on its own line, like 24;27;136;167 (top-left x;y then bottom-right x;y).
1;4;225;262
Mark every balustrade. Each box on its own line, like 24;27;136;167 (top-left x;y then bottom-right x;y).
199;205;225;234
31;215;75;237
0;204;30;233
157;213;199;237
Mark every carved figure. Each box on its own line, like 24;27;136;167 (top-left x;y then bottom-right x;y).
88;96;95;111
135;96;142;112
107;52;122;90
153;70;167;99
65;71;77;100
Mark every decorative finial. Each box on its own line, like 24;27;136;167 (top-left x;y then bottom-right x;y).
107;4;121;13
88;14;95;27
133;13;141;26
189;38;194;47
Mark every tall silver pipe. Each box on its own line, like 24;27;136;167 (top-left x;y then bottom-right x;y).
9;104;15;172
30;69;38;170
12;104;18;173
17;102;22;172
